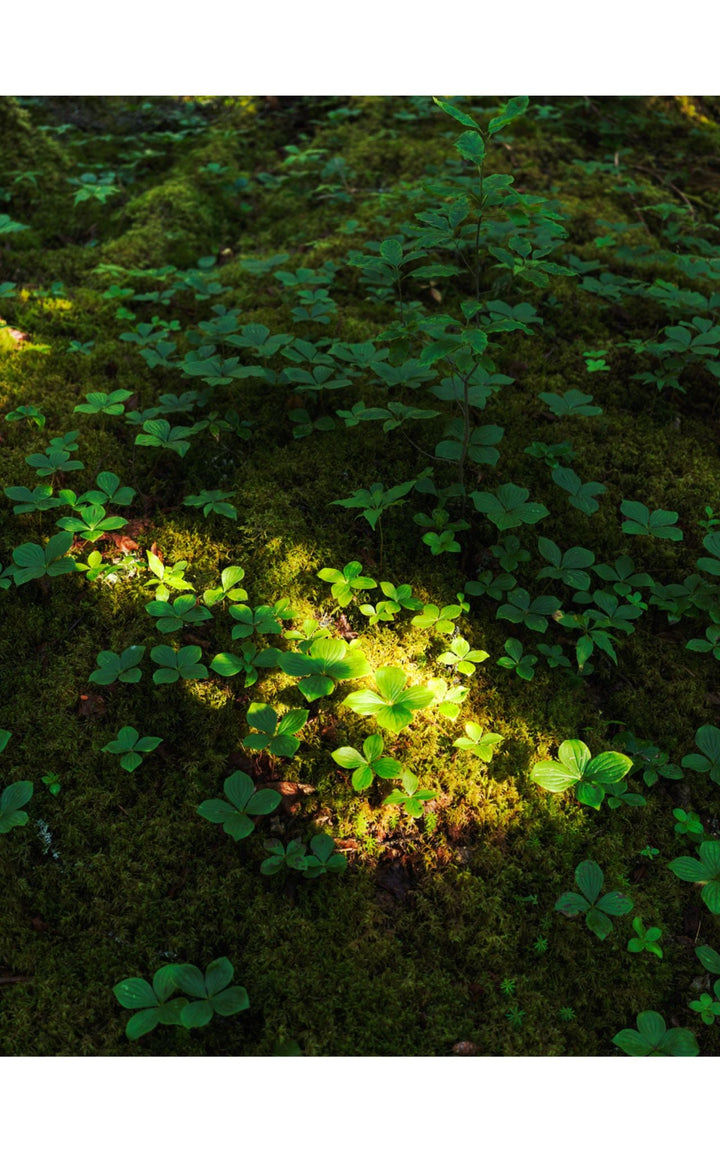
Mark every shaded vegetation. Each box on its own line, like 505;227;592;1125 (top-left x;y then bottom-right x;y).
2;94;720;1055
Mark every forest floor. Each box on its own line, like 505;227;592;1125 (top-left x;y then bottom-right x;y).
1;95;720;1056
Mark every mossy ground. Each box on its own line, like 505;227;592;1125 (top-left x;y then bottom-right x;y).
1;95;720;1056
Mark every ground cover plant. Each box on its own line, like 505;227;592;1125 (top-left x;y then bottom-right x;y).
2;94;720;1056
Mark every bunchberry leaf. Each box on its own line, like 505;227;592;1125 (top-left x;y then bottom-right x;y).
343;667;434;734
197;770;281;839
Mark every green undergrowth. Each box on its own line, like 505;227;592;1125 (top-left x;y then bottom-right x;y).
1;95;720;1056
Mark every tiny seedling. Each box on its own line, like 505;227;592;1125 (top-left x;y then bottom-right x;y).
144;551;194;601
242;703;309;759
331;733;402;791
89;646;145;685
102;726;162;772
343;667;434;734
555;860;633;940
197;770;281;840
453;723;503;762
42;772;61;797
612;1011;698;1056
382;769;437;818
627;917;663;958
531;739;632;809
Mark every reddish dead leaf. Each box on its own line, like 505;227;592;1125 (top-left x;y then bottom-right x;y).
335;614;357;640
106;533;139;554
78;693;106;718
334;838;359;851
121;519;153;538
273;781;316;797
452;1041;478;1056
31;916;49;932
0;321;29;344
150;541;163;562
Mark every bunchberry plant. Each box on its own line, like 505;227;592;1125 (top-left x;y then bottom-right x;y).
427;678;469;721
172;957;249;1029
605;780;646;809
343;667;434;734
437;637;489;675
89;645;145;685
144;552;194;601
689;992;720;1025
135;419;203;457
5;484;62;514
539;389;602;417
331;480;416;530
583;349;610;372
531;739;632;809
277;637;371;702
620;500;683;541
555;860;633;940
26;446;84;478
612;1012;698;1056
331;734;402;792
681;724;720;784
317;561;377;608
524;440;575;469
537;538;595;590
113;964;189;1040
197;770;281;840
668;841;720;913
673;808;704;837
82;471;135;506
490;536;530;573
261;833;347;877
242;703;309;759
101;726;162;772
496;588;562;634
410;601;463;634
56;503;128;542
229;600;293;639
74;390;133;416
382;769;438;818
627;917;663;958
686;624;720;660
150;645;209;684
183;490;237;519
453;723;503;761
536;643;571;670
497;638;537;681
202;565;247;607
68;340;94;355
146;594;212;633
5;404;45;429
42;772;61;797
551;467;606;516
471;483;548;532
210;644;280;687
11;532;76;585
